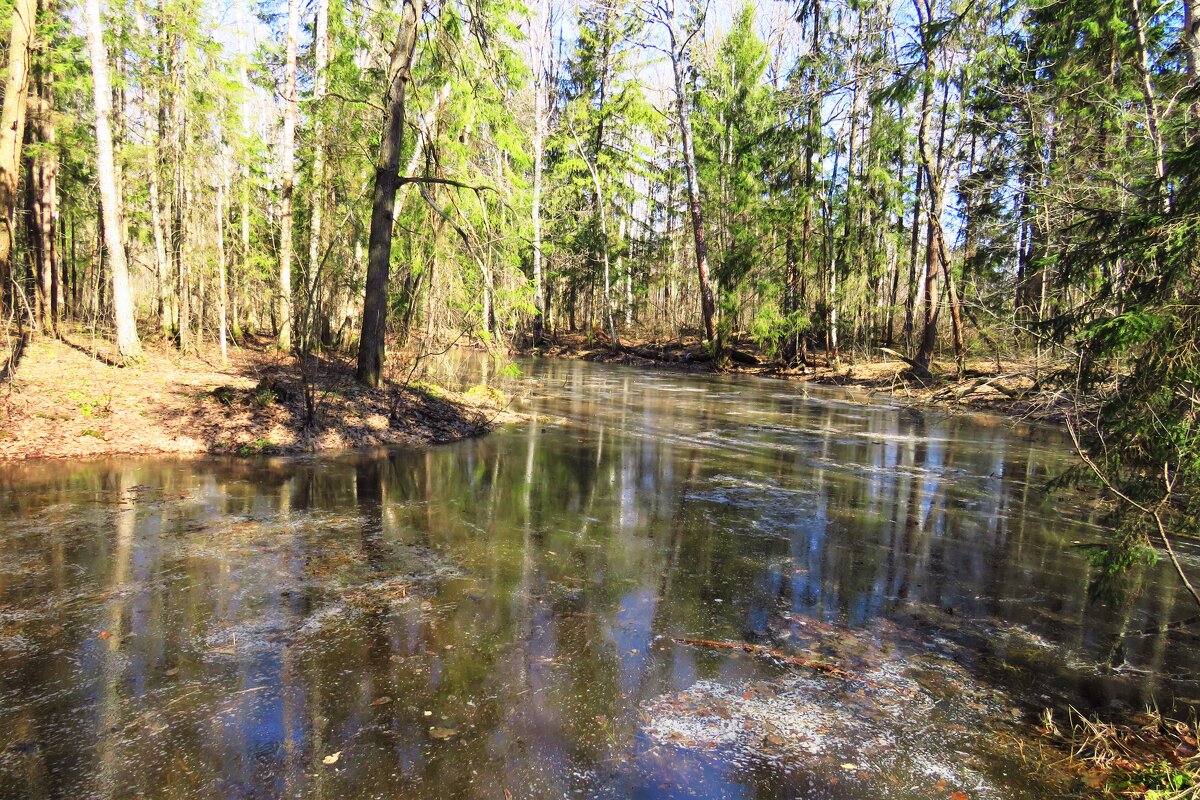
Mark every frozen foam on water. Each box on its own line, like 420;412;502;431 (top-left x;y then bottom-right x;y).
640;633;1017;799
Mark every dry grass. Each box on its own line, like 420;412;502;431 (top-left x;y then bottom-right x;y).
1041;706;1200;797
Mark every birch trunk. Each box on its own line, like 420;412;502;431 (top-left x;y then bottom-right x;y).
85;0;141;358
1127;0;1168;207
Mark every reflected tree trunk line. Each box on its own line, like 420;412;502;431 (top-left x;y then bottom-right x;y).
884;435;917;605
506;410;542;755
897;429;929;601
97;467;137;800
1103;569;1145;672
355;458;387;570
978;435;1014;609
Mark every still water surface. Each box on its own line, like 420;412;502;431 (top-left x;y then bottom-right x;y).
2;358;1199;799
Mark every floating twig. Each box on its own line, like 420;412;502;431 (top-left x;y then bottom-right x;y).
673;637;863;683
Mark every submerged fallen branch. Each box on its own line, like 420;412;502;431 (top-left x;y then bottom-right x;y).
673;637;862;683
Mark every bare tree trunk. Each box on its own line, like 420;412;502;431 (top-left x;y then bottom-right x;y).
355;0;424;387
939;228;964;370
216;169;228;365
85;0;141;358
886;114;906;347
911;0;937;374
91;215;101;322
623;203;633;327
902;134;924;346
27;43;57;335
194;181;204;349
617;213;629;328
0;0;38;315
168;29;189;352
529;0;550;344
68;210;76;316
175;160;189;350
26;141;47;329
146;0;170;335
915;214;939;372
825;147;840;364
149;160;169;332
277;0;298;351
930;77;963;371
237;181;248;337
305;0;328;350
236;18;251;340
1183;0;1199;80
664;0;716;344
576;129;617;349
795;0;821;366
1127;0;1168;206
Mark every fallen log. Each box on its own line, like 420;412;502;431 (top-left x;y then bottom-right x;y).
877;346;933;385
933;376;988;401
932;372;1029;401
615;342;712;364
624;344;682;362
727;348;760;366
673;637;861;683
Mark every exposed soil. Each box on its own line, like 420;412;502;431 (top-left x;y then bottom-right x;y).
0;328;519;461
530;331;1068;421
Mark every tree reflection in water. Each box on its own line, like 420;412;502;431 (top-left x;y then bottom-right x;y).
0;358;1196;799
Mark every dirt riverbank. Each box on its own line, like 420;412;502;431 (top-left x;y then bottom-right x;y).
531;331;1068;421
0;330;518;461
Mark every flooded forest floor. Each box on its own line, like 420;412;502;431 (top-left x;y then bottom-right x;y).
0;327;515;460
533;331;1067;421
